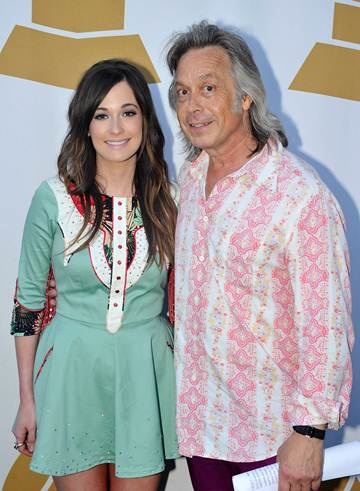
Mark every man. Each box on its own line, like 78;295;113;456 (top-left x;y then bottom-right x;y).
166;21;353;491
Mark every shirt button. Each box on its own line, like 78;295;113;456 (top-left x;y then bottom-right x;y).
113;303;118;307
116;276;121;279
118;201;122;206
199;255;204;262
203;216;208;222
118;245;122;249
118;216;122;220
117;260;121;265
118;230;122;235
115;289;120;293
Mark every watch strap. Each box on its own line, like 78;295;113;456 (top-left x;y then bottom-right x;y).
292;425;325;440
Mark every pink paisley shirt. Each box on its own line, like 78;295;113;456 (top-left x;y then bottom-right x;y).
174;139;353;462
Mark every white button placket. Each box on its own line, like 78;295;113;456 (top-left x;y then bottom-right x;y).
106;198;127;333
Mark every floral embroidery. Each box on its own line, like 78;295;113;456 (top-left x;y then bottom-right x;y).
11;300;45;336
88;195;144;270
127;198;145;267
11;269;56;336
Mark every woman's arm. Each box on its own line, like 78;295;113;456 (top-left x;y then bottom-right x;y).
13;336;39;456
11;181;57;455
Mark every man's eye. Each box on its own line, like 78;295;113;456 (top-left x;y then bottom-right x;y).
204;85;214;93
177;88;188;97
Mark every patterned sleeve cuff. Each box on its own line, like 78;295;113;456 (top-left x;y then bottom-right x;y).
11;269;56;336
11;299;45;336
287;396;344;430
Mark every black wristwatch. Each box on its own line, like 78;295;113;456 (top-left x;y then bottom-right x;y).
292;425;326;440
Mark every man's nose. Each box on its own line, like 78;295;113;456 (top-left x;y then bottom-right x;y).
187;92;203;112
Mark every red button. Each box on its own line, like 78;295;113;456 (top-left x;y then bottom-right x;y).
118;245;122;249
116;276;121;279
118;230;122;235
118;216;122;220
115;290;120;293
114;303;118;307
118;201;122;206
117;260;121;265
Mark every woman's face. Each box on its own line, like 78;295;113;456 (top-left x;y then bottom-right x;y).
88;80;143;169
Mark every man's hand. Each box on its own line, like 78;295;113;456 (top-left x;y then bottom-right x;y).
277;431;324;491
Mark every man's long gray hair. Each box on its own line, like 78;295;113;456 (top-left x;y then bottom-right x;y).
166;20;288;160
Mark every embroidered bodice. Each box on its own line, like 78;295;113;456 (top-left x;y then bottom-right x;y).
11;177;167;336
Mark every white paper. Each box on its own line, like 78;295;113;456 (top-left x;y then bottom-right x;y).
232;441;360;491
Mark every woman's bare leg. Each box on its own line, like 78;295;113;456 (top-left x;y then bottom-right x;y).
108;464;162;491
53;464;108;491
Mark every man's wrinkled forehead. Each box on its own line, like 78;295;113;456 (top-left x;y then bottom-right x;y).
175;71;220;86
174;46;232;82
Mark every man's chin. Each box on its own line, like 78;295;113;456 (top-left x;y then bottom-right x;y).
185;135;212;150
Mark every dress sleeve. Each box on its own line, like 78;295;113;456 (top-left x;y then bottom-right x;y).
285;187;353;429
11;182;57;336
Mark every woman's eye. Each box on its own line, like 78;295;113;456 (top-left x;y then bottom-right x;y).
123;111;137;117
94;113;108;120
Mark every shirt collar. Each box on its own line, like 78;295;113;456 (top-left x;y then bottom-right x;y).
190;138;283;183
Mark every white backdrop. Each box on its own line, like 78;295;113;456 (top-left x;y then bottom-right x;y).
1;1;359;489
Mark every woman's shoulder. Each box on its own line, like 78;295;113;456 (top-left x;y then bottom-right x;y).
29;177;59;205
44;175;68;196
33;176;65;198
29;176;70;218
23;178;60;224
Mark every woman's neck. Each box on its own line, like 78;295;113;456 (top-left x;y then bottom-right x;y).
96;161;136;197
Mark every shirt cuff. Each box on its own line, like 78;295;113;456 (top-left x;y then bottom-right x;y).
287;395;346;430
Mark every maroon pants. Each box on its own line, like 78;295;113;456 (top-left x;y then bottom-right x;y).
187;454;277;491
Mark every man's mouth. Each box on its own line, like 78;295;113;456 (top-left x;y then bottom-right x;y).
189;121;212;128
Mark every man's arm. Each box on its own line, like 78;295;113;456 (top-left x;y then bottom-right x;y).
277;187;353;490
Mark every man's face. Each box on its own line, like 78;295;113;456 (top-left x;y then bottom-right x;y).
174;46;249;156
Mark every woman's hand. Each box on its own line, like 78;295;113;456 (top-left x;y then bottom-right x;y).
12;401;37;457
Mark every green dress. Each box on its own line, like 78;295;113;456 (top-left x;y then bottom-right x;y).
11;177;179;478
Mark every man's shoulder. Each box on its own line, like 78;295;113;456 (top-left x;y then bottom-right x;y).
278;147;330;198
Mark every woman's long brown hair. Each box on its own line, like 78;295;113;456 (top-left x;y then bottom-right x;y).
57;59;177;266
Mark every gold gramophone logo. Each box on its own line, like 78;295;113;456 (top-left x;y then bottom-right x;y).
290;1;360;101
3;454;56;491
0;0;159;89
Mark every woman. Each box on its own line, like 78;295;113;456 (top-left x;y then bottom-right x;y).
11;59;179;490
